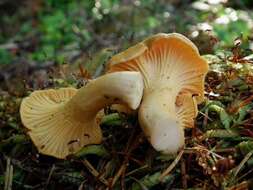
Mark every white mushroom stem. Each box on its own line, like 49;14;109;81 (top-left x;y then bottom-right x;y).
66;71;143;119
138;89;185;154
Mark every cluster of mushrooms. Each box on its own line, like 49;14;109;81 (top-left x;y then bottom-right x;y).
20;33;209;159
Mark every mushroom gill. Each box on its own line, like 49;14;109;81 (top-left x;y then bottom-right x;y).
107;33;209;154
20;71;144;158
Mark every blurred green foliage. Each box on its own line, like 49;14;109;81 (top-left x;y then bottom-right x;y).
0;49;13;64
0;0;253;65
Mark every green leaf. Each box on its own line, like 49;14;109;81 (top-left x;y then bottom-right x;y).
207;104;232;130
74;145;108;158
235;103;253;124
236;141;253;155
205;129;239;139
58;171;84;185
85;48;115;77
131;172;175;190
100;113;124;126
0;49;13;65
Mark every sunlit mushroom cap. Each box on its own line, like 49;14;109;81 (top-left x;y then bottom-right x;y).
20;88;102;158
107;33;208;104
20;71;144;159
107;33;209;153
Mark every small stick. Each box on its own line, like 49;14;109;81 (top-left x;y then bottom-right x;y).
4;157;13;190
228;181;249;190
181;158;187;190
82;159;109;186
45;164;56;188
232;150;253;180
106;164;126;190
109;128;142;189
79;64;91;79
184;146;224;159
238;95;253;108
116;152;143;165
125;165;149;177
160;148;184;181
237;168;253;182
213;148;236;153
111;164;126;188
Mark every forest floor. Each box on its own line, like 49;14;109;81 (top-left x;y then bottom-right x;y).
1;1;253;189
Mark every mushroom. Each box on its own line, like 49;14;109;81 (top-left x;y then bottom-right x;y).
107;33;209;154
20;71;144;158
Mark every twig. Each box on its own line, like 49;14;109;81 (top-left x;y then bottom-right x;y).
228;181;249;190
108;136;133;189
130;177;149;190
78;64;91;79
82;159;109;186
199;110;212;125
213;148;236;153
159;148;184;181
78;181;85;190
125;165;149;177
108;127;142;189
4;157;13;190
120;164;127;190
109;164;126;189
232;150;253;181
185;146;224;159
181;157;187;190
116;152;143;165
45;164;56;189
237;167;253;182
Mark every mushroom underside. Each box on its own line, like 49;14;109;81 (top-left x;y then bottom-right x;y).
20;88;103;159
20;71;144;159
107;33;209;153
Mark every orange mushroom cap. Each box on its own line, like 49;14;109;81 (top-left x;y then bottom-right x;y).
107;33;209;153
20;71;144;158
108;33;208;104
